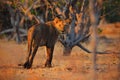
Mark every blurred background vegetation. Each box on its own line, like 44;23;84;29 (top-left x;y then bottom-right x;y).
0;0;120;30
101;0;120;23
0;0;120;40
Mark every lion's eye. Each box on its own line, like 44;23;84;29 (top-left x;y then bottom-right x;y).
56;21;58;23
59;24;61;27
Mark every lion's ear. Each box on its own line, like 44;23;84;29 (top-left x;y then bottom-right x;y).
65;19;71;24
53;17;60;23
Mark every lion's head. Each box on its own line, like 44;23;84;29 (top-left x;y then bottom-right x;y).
53;17;71;32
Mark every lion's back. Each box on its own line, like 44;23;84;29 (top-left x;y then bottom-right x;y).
28;23;59;47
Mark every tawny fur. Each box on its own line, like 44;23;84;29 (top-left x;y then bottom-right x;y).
24;18;70;69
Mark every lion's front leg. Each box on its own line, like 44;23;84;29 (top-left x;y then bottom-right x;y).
45;46;54;67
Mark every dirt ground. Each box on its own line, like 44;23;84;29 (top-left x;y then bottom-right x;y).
0;23;120;80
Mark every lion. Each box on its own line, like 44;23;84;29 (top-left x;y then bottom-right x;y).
23;17;70;69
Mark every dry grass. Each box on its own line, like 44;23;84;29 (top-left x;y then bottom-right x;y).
0;23;120;80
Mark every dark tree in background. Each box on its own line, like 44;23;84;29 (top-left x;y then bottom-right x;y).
0;0;119;51
0;2;12;32
101;0;120;23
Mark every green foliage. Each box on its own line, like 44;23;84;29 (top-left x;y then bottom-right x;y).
76;1;81;7
57;0;65;8
97;28;103;34
20;0;24;3
102;0;120;23
30;9;37;15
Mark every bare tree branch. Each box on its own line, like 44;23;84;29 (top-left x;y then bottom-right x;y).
76;43;91;53
19;0;40;23
0;29;14;34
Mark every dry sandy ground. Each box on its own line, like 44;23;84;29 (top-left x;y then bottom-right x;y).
0;23;120;80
